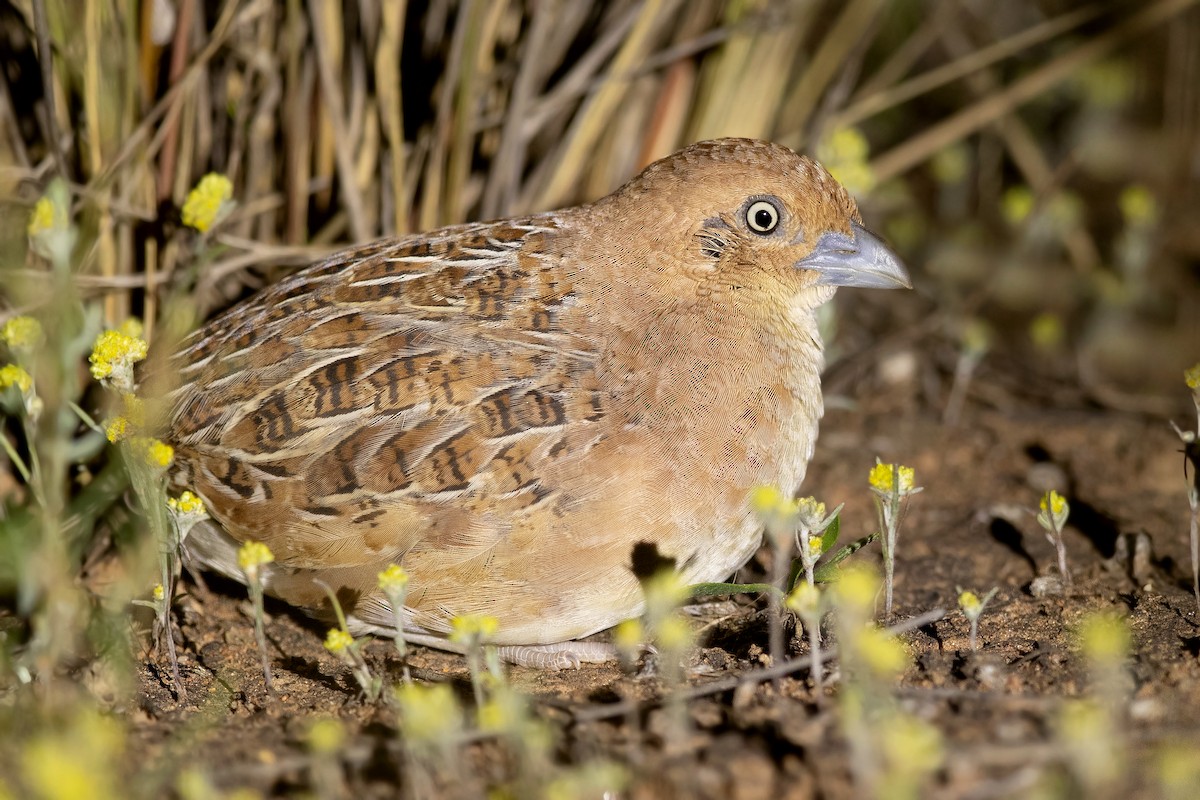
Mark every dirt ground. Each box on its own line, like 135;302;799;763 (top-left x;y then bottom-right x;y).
125;300;1200;799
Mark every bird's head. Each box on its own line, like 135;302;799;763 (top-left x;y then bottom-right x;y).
598;138;910;316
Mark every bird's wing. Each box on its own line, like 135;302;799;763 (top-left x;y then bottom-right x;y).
168;216;608;572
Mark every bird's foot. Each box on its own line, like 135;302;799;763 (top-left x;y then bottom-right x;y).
495;642;617;670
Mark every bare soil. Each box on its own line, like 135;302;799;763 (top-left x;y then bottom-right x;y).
126;317;1200;799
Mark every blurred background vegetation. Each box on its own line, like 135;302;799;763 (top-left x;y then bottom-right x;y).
0;0;1198;796
1;0;1196;399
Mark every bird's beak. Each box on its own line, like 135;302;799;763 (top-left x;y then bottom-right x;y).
796;221;911;289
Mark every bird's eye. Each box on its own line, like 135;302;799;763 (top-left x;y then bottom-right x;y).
745;200;780;234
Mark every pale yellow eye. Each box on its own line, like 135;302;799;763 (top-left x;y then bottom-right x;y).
746;200;780;234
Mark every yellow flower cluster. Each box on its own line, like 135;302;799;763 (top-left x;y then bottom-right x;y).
856;626;909;678
26;197;60;238
323;628;354;654
1119;184;1158;227
377;563;410;594
795;496;826;522
835;564;879;612
181;173;234;233
131;437;174;468
786;581;821;616
1;316;43;350
104;416;128;443
394;683;463;745
1078;612;1130;664
1185;363;1200;390
816;127;876;197
307;718;345;755
1001;186;1035;226
1040;490;1067;517
869;462;916;495
449;613;499;645
749;484;797;517
0;364;33;394
167;490;206;515
958;590;981;616
237;540;275;572
89;330;149;382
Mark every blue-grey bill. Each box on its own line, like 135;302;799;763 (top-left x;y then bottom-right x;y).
798;221;911;290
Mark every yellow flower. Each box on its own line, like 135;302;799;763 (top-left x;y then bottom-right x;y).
880;713;943;779
377;564;410;594
22;711;124;800
816;128;876;196
835;564;879;612
449;613;499;645
477;688;528;732
655;615;694;651
1074;59;1134;109
1002;186;1035;226
806;535;824;556
1078;612;1130;665
1185;363;1200;390
307;719;345;755
1;316;42;351
237;540;275;573
820;126;870;163
394;683;463;745
1029;313;1065;351
613;618;644;655
167;490;206;515
131;436;174;468
1119;184;1158;227
181;173;234;233
323;628;354;654
749;484;798;518
869;462;916;496
1040;490;1067;517
27;197;55;238
105;416;128;443
117;317;144;340
795;496;826;523
786;581;821;617
89;329;149;386
958;591;981;617
856;626;909;678
931;144;970;185
0;364;32;394
153;584;165;602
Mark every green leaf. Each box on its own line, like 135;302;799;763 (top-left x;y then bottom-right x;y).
688;581;783;600
813;531;879;583
819;513;841;554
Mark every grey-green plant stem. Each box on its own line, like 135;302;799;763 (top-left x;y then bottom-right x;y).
1189;488;1199;614
769;537;789;681
248;578;275;697
388;600;412;684
1052;521;1072;587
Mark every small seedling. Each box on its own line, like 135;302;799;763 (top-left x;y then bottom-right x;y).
750;487;841;670
868;460;922;617
323;628;382;701
237;540;276;696
1037;490;1072;587
956;586;998;652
